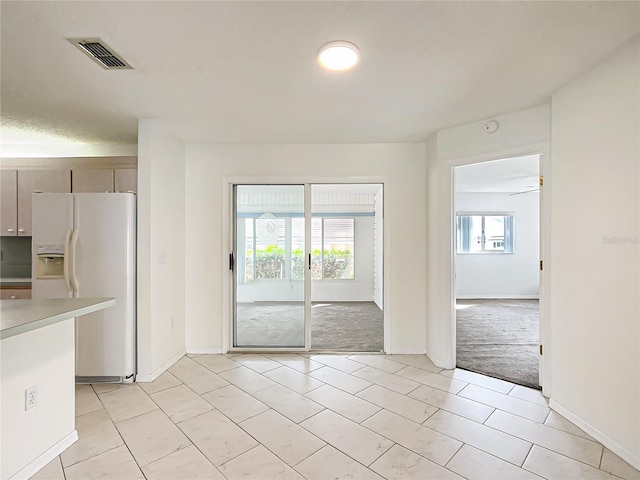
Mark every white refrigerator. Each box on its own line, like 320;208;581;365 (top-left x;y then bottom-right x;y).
31;193;136;383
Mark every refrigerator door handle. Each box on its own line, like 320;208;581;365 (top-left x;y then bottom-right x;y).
63;228;73;295
70;228;80;295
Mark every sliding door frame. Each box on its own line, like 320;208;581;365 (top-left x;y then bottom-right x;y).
231;183;310;351
223;176;388;354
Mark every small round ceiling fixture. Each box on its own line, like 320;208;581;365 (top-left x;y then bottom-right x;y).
318;41;360;71
484;119;500;134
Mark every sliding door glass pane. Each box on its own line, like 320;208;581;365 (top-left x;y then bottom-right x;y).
234;185;305;347
310;184;384;352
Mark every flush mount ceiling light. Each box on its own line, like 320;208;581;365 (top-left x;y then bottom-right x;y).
318;41;360;71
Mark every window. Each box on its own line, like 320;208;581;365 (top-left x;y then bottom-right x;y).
312;218;355;280
242;216;355;281
244;217;287;280
457;214;514;253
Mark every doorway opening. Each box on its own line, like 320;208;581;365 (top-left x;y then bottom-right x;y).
232;183;384;352
453;155;541;388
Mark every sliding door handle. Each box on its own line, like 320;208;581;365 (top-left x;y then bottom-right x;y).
229;253;235;271
308;253;311;270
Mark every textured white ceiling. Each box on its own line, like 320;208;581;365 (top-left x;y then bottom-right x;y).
1;1;638;145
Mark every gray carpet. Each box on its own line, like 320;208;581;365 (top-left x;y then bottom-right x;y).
236;301;383;351
311;302;383;351
456;299;540;389
236;302;305;347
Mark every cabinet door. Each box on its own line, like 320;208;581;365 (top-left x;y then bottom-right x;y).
1;170;18;235
17;170;71;236
0;288;32;299
114;169;137;193
72;169;114;193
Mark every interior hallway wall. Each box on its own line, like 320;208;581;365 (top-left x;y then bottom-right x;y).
549;39;639;468
137;120;186;381
185;143;427;354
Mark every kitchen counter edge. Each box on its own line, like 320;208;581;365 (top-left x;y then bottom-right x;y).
0;297;116;340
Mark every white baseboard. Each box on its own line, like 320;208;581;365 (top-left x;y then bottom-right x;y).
136;348;185;383
10;430;78;480
456;295;540;300
186;347;224;355
550;400;640;470
387;348;427;355
425;352;455;370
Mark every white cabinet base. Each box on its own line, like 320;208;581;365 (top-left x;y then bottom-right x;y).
1;319;76;480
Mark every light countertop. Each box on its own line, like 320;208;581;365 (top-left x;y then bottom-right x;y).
0;297;115;340
0;277;32;287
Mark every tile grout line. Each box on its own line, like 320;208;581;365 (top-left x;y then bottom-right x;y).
529;444;621;475
85;384;149;477
234;408;328;473
124;373;235;478
520;441;536;468
418;412;533;469
598;444;605;469
481;417;606;470
116;382;200;477
454;390;551;424
442;441;465;470
484;407;606;451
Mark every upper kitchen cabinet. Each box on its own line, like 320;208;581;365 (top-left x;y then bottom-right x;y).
1;171;18;235
18;170;71;236
114;168;137;193
1;170;71;236
72;169;114;193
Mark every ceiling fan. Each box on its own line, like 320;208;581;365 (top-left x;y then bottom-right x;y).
509;186;540;196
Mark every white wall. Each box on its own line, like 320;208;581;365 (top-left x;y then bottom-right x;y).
185;143;427;354
549;39;639;468
426;104;551;368
137;120;186;381
455;192;539;298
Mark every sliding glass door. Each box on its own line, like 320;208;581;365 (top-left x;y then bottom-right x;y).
232;183;384;351
233;185;307;348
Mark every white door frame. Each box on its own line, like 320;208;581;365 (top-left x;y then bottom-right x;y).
428;143;551;396
452;153;546;389
222;176;389;354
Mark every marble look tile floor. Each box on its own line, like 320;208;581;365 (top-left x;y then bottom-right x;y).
30;354;639;480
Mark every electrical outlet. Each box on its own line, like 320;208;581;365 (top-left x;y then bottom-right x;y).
25;385;38;410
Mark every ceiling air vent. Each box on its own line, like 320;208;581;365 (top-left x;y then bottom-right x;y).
67;38;133;70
